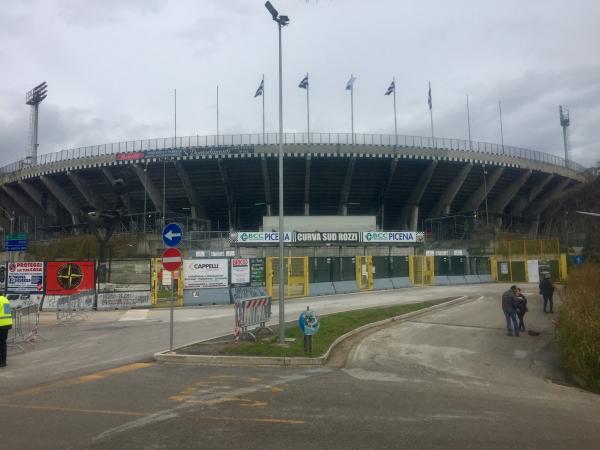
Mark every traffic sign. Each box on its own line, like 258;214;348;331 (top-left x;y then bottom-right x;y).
162;247;183;272
5;233;28;252
162;223;183;247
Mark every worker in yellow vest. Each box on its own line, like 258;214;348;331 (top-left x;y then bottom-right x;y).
0;295;13;368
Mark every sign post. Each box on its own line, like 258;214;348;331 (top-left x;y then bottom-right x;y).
162;224;183;352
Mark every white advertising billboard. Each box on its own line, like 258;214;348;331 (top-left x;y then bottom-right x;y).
7;261;44;293
231;258;250;285
361;231;425;243
183;259;229;289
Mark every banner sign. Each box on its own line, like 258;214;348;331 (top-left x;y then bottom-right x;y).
250;258;266;286
42;292;95;311
116;152;144;161
45;261;95;295
231;258;250;285
230;230;425;245
6;293;44;309
143;145;254;160
229;231;293;244
361;231;425;243
7;261;44;293
295;231;360;244
230;286;267;302
183;258;229;289
97;291;151;310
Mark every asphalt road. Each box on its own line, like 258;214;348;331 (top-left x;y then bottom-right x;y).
1;284;599;449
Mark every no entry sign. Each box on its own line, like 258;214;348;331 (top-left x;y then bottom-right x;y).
162;247;183;272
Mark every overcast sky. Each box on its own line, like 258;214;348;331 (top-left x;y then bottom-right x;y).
1;0;599;168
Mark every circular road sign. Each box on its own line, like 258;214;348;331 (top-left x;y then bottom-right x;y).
162;247;183;272
162;223;183;247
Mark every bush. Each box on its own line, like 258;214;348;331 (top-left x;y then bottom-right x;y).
557;264;600;391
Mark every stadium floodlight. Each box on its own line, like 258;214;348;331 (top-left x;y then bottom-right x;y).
265;1;290;345
25;81;48;165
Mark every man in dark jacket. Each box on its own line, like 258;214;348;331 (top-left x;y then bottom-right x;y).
539;273;555;313
502;285;519;336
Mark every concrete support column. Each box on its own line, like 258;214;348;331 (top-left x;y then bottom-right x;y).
429;163;473;218
409;205;419;230
39;175;81;225
396;160;438;228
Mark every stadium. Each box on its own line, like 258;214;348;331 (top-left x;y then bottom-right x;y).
0;130;587;301
0;132;586;240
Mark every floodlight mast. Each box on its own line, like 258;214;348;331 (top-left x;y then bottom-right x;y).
25;81;48;165
559;105;570;169
264;1;289;345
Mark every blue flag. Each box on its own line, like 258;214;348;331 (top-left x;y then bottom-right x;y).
298;74;309;89
385;80;395;96
428;82;432;110
345;76;356;90
254;79;264;97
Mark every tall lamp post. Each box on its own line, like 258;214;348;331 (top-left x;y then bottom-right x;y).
265;1;289;345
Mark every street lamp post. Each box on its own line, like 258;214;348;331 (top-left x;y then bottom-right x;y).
483;165;489;226
265;1;289;345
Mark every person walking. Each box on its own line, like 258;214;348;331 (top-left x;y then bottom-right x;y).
515;287;528;332
539;273;555;313
0;294;13;368
502;285;519;337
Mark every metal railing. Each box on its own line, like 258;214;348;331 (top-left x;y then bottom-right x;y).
0;132;586;175
233;293;273;341
56;290;94;323
10;304;42;349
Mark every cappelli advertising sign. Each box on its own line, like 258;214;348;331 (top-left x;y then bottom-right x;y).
7;261;44;293
183;259;229;289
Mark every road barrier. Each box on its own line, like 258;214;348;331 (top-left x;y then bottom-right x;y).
56;290;94;323
234;296;273;341
10;304;42;350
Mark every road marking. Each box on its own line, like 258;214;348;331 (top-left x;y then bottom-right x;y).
0;403;147;417
5;362;154;400
199;415;304;425
118;309;150;321
94;372;312;442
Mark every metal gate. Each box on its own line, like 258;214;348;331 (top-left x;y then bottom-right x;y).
409;255;435;286
151;258;184;307
355;256;373;291
266;256;309;300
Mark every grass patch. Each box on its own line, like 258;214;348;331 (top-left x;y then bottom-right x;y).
557;263;600;392
220;301;433;358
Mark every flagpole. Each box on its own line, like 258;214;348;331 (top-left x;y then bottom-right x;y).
393;76;398;147
216;85;219;145
466;94;472;151
262;74;265;144
350;74;355;144
499;101;505;152
306;73;310;144
429;81;435;147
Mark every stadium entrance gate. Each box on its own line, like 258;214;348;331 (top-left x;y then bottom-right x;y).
266;256;309;300
151;258;184;307
409;255;435;286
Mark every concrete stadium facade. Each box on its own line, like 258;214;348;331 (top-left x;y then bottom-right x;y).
0;133;587;242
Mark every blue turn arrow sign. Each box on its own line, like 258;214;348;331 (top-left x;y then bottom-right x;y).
162;223;183;247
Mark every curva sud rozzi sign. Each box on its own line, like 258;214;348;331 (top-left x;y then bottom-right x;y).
183;259;229;289
230;231;425;245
